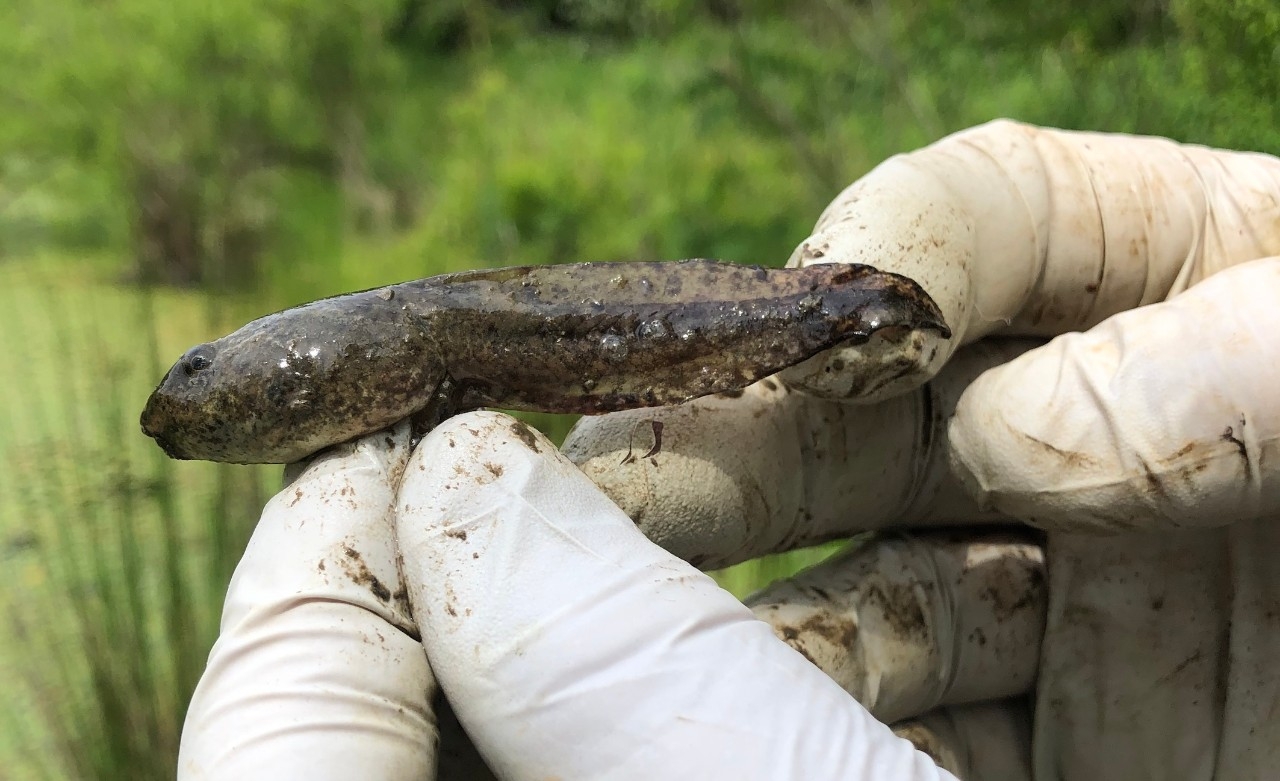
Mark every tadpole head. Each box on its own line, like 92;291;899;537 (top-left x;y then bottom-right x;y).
140;328;348;464
140;297;445;464
141;341;238;461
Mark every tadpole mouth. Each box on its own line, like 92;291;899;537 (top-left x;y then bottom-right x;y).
140;415;186;460
149;430;193;460
139;389;165;437
140;386;193;460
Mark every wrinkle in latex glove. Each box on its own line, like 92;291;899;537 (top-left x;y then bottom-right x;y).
396;411;957;781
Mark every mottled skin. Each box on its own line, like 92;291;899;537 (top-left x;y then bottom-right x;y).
141;260;950;464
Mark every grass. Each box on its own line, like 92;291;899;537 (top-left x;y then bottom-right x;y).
0;254;271;779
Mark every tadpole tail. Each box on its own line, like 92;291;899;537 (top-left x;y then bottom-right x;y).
815;263;952;344
430;259;952;416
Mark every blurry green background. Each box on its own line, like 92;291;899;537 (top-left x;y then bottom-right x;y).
1;0;1276;777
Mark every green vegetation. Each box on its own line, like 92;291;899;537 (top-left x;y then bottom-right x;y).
2;0;1276;777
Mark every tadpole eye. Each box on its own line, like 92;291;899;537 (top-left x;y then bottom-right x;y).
179;346;216;377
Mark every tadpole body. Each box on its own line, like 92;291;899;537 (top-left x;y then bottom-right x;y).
141;260;949;464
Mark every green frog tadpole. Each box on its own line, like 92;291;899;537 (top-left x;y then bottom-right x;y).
140;260;950;463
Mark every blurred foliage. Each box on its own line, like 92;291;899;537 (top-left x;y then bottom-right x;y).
2;0;1277;288
5;0;1278;292
1;0;1278;777
0;0;414;286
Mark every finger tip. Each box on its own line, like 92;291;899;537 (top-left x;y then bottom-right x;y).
414;411;555;468
946;392;998;509
946;335;1113;527
946;358;1060;522
284;421;415;487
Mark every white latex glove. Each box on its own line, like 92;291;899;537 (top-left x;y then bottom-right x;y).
180;413;954;780
564;121;1280;779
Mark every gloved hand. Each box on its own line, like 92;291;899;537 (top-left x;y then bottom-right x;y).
179;121;1280;781
565;120;1280;779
